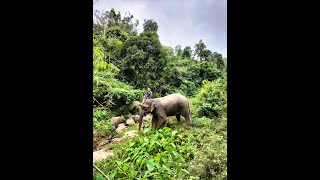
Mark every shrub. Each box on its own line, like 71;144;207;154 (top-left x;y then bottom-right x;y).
93;108;116;138
192;77;227;119
186;117;227;179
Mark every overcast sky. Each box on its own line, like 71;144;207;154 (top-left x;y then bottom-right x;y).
93;0;227;58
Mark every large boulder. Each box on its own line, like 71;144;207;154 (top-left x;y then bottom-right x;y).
118;123;126;127
116;126;126;133
116;123;126;132
117;123;126;128
126;118;135;125
111;117;122;126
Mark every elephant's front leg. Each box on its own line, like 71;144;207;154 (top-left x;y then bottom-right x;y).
156;116;167;129
152;116;158;128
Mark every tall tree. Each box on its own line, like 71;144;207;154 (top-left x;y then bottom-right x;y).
163;46;175;57
143;19;158;32
182;46;192;59
208;52;225;69
223;57;227;67
203;49;212;61
93;9;138;37
175;45;182;57
118;31;167;90
119;11;139;36
194;39;207;60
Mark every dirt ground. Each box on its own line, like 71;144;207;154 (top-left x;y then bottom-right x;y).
93;130;138;162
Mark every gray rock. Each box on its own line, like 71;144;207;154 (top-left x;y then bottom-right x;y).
111;117;122;126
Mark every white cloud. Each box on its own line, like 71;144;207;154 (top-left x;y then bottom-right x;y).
94;0;227;57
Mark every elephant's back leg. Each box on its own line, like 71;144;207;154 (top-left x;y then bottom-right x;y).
176;114;182;125
181;108;192;126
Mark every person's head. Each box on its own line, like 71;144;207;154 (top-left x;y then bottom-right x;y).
147;88;151;92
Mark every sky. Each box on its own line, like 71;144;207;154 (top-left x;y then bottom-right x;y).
93;0;227;58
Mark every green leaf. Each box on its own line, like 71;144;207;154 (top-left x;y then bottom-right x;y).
154;156;160;163
150;139;155;146
116;160;122;166
109;171;117;180
172;151;179;158
172;130;178;136
162;165;171;174
129;142;135;147
155;141;162;147
146;160;154;171
141;143;147;147
140;158;147;169
122;157;130;163
181;169;190;174
162;157;167;163
143;137;149;142
128;164;137;179
135;156;142;166
123;163;131;172
143;171;151;178
155;163;161;171
144;152;149;158
133;152;140;160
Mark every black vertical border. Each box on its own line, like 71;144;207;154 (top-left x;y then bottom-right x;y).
2;0;94;179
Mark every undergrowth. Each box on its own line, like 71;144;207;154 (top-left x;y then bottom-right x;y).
93;117;226;180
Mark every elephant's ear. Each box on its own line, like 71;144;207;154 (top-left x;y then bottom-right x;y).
151;101;157;112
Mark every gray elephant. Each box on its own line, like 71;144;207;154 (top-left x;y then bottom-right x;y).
138;93;192;134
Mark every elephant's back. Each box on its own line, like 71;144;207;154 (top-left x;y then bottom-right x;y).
156;93;189;108
168;93;188;102
156;93;184;101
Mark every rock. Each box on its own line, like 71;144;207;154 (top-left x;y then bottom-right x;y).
126;118;135;125
93;149;114;163
111;117;122;126
118;123;126;127
134;115;140;122
116;124;126;132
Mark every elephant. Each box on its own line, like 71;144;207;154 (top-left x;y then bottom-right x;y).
138;93;192;134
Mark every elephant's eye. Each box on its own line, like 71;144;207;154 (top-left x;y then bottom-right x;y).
143;107;147;110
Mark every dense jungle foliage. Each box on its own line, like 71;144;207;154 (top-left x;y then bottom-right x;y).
93;8;227;180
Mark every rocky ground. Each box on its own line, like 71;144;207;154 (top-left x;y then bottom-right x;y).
93;114;152;163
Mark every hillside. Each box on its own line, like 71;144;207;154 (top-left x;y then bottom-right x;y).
93;8;227;180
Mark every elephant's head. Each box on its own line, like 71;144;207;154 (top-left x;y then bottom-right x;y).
139;99;157;116
138;99;157;134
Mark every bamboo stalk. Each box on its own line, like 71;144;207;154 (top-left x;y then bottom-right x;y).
93;163;110;180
